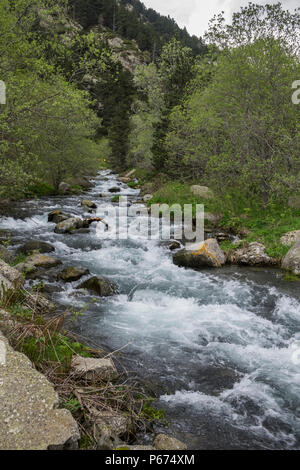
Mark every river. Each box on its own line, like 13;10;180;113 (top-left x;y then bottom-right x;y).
0;170;299;450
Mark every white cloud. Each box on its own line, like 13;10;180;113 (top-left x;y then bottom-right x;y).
143;0;299;37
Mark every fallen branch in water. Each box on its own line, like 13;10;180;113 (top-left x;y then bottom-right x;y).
83;217;109;229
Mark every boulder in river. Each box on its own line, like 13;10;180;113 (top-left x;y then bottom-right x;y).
282;241;300;275
227;242;277;266
108;187;120;193
48;210;71;224
71;356;118;381
153;434;187;451
54;217;84;234
76;276;117;297
173;238;226;269
58;182;71;194
17;240;55;255
81;199;97;209
190;185;214;200
60;266;89;282
26;253;62;269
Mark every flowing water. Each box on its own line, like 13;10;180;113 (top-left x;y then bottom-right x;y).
1;170;300;450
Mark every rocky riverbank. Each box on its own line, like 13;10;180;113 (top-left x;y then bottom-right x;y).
0;173;189;451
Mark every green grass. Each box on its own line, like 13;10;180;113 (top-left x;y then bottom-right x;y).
149;181;300;259
27;182;55;197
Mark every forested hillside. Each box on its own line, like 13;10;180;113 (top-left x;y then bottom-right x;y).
1;0;300;220
68;0;205;57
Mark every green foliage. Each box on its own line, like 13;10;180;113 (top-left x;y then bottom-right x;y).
141;399;165;421
283;273;300;282
27;182;56;197
63;397;82;413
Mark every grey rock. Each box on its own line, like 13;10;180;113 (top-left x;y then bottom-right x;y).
60;266;89;282
153;434;187;451
190;185;214;200
0;330;80;449
71;356;118;381
76;276;117;297
48;210;71;224
54;218;84;234
58;182;71;194
0;259;25;300
17;240;55;255
26;253;62;269
81;199;97;209
280;230;300;247
282;241;300;275
227;242;277;266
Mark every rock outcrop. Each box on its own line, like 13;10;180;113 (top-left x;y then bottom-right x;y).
26;253;62;269
0;330;80;450
280;230;300;247
173;239;226;269
58;182;71;194
282;242;300;275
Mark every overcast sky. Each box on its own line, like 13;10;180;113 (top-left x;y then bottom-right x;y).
143;0;299;38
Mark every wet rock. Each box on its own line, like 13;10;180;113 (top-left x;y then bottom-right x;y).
17;240;55;255
60;266;89;282
153;434;187;451
76;276;117;297
72;228;90;234
26;253;62;269
71;356;118;381
108;187;120;193
74;176;93;190
88;408;131;450
143;194;153;203
48;210;71;224
81;199;97;209
227;242;277;266
173;239;226;269
190;185;214;200
280;230;300;247
0;330;80;450
282;241;300;275
0;260;24;300
54;217;83;234
99;193;109;198
58;182;71;194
